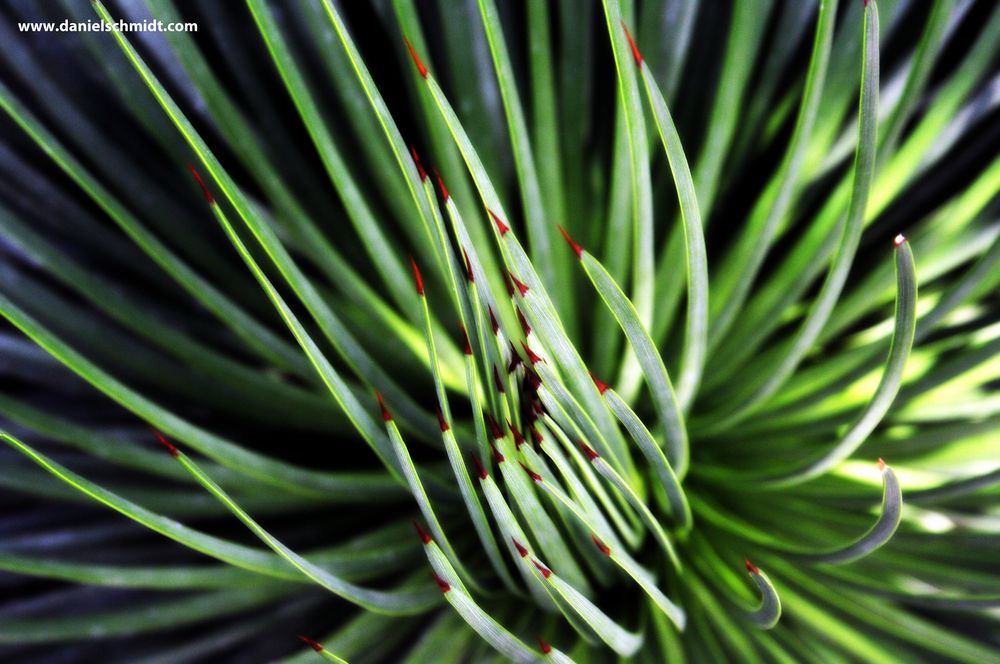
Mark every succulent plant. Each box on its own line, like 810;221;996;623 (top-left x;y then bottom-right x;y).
1;0;999;661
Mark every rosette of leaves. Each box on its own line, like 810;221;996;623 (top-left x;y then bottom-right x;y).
1;0;999;661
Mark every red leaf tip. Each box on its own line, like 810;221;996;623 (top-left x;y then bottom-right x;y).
458;323;472;355
413;520;432;545
436;408;450;433
434;169;450;202
297;635;324;652
488;306;500;335
532;559;552;579
486;413;504;440
461;247;474;282
591;534;611;556
590;373;609;394
509;271;529;296
516;307;531;336
409;256;424;296
507;342;523;373
557;225;583;257
580;440;600;461
493;364;506;393
402;37;428;78
487;208;509;236
489;440;505;464
431;572;451;593
519;461;542;482
512;537;529;558
151;429;178;458
470;453;488;480
745;559;760;575
509;421;526;448
521;341;543;365
409;145;428;182
538;637;552;654
375;390;392;422
186;164;214;205
893;233;906;247
621;21;643;65
877;457;886;471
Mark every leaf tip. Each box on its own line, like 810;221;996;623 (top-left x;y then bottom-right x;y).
409;256;424;296
519;461;542;482
532;559;552;578
590;372;609;394
150;428;178;458
431;572;451;593
413;520;433;545
579;440;600;461
436;408;450;433
557;225;583;257
893;233;906;247
621;21;643;65
402;36;428;78
538;637;552;654
409;145;428;182
470;453;488;480
375;390;393;422
508;271;529;296
512;537;529;558
297;635;324;652
186;163;214;205
591;533;611;556
433;168;451;202
745;559;760;575
487;208;509;236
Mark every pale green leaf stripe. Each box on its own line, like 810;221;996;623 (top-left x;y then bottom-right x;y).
542;565;643;657
0;205;344;431
93;0;439;441
534;426;635;555
242;0;419;321
441;585;539;664
174;450;438;614
713;0;880;425
603;387;691;530
320;0;447;273
384;417;485;594
580;252;688;475
538;410;642;548
494;437;591;593
707;0;839;347
416;288;518;592
908;468;1000;503
0;519;416;588
763;239;916;486
149;0;454;374
0;297;397;497
203;199;402;479
746;567;782;629
0;587;287;643
420;69;630;467
0;430;393;585
590;455;681;572
602;4;654;330
476;0;559;307
796;465;902;565
638;63;709;411
526;460;685;630
478;470;554;607
0;81;306;376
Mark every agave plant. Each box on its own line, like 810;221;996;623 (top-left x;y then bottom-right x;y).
1;0;999;660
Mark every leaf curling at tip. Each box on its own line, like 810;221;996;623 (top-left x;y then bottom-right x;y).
744;560;781;629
